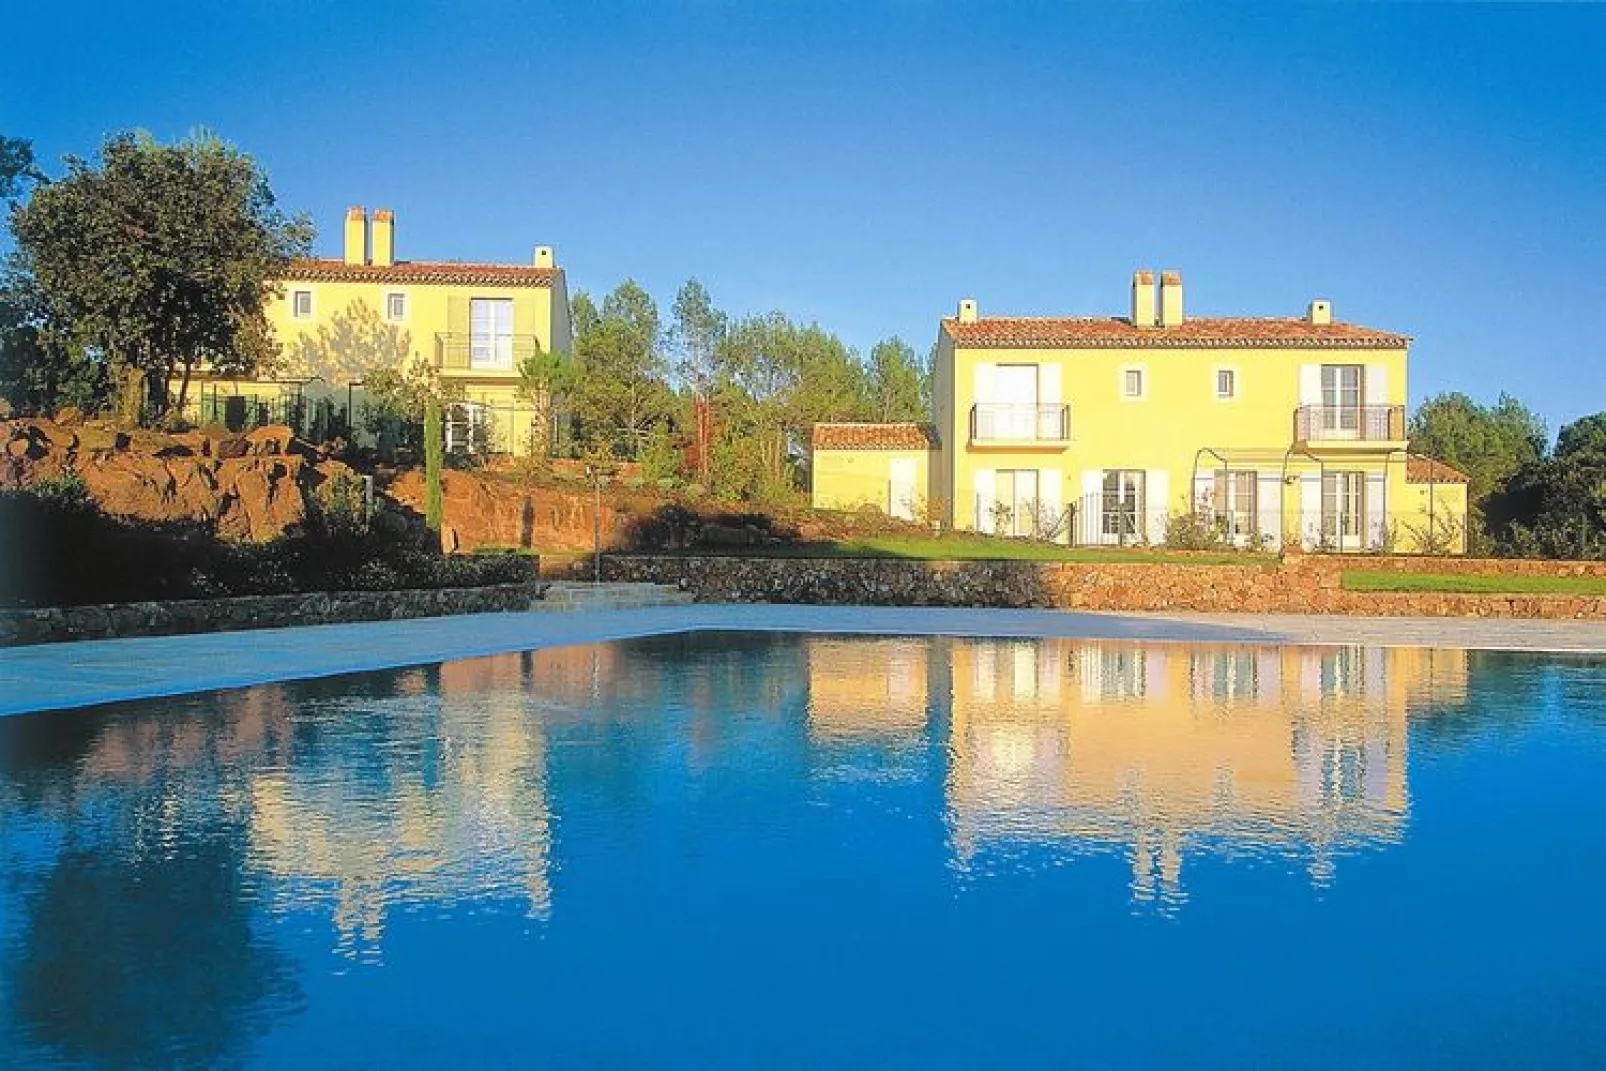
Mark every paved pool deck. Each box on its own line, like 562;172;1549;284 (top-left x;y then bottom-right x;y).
4;604;1606;717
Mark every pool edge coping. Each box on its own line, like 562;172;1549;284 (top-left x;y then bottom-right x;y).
4;603;1606;718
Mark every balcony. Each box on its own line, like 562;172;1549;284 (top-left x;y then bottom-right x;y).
1294;405;1406;446
969;403;1071;446
436;332;544;375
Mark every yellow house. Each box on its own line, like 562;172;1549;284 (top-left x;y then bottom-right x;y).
181;205;572;456
812;270;1468;552
809;423;937;520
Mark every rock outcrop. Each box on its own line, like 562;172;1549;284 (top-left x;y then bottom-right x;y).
1;417;352;541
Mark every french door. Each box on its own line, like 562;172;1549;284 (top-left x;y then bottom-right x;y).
1101;470;1145;544
1320;365;1363;437
1321;471;1365;549
995;469;1039;537
470;298;515;369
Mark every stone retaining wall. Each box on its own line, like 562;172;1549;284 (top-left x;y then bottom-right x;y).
1303;554;1606;579
601;555;1606;620
0;583;548;647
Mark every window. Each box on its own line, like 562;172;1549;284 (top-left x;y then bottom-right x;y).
1321;471;1365;543
992;469;1039;537
1320;364;1363;435
1216;369;1236;398
469;298;515;369
1101;470;1145;543
291;290;312;319
445;401;493;454
1213;470;1258;540
385;292;407;321
1097;647;1147;700
1123;368;1144;398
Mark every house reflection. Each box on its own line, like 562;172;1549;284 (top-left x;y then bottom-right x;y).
245;655;555;955
801;635;1467;908
942;639;1467;907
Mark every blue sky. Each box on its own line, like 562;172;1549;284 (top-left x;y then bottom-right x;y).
5;1;1603;431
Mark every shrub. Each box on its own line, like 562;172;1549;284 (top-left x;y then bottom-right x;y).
1164;510;1229;551
24;470;92;510
313;470;371;538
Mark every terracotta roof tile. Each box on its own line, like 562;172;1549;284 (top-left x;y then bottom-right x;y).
942;316;1409;350
283;257;558;288
811;423;938;451
1406;455;1470;484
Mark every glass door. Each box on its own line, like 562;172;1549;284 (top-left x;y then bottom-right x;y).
993;365;1039;439
995;469;1039;537
470;298;515;369
1320;365;1363;438
1321;471;1365;549
1101;470;1145;544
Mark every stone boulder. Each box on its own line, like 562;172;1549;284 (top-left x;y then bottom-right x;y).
389;469;633;552
1;416;324;542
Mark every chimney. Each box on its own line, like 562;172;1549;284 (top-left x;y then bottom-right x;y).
1131;269;1156;327
342;206;368;266
533;245;554;268
1307;299;1332;325
371;209;395;267
957;298;978;324
1159;270;1183;327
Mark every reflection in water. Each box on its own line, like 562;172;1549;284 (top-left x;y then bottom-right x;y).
248;658;554;956
939;641;1466;910
0;633;1593;1066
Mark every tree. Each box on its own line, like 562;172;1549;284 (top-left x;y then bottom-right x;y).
571;280;673;458
1487;412;1606;560
424;399;444;533
868;336;928;422
0;135;43;200
0;282;110;414
1408;391;1548;551
716;312;871;500
7;131;312;421
515;342;580;456
1408;392;1547;504
669;278;727;484
569;290;602;341
1555;413;1606;461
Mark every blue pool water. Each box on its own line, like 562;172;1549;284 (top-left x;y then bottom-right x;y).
2;632;1604;1068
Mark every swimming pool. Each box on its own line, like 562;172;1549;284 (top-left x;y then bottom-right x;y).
2;632;1604;1067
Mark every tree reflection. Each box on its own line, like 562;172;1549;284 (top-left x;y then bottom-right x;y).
9;834;297;1066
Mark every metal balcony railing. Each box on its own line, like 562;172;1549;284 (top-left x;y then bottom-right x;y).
436;332;545;372
1294;404;1406;443
970;403;1070;442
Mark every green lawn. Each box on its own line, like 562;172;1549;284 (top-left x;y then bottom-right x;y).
656;535;1270;566
1342;571;1606;596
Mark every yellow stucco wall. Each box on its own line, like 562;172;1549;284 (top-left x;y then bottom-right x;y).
262;277;562;388
1394;480;1471;554
179;248;568;456
811;448;932;519
922;335;1425;549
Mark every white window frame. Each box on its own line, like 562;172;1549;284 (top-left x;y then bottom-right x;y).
1321;470;1366;547
993;469;1040;538
1214;469;1258;542
291;289;313;319
385;292;408;322
1101;469;1145;544
1320;364;1364;436
1120;365;1146;400
1215;367;1237;400
469;297;515;370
